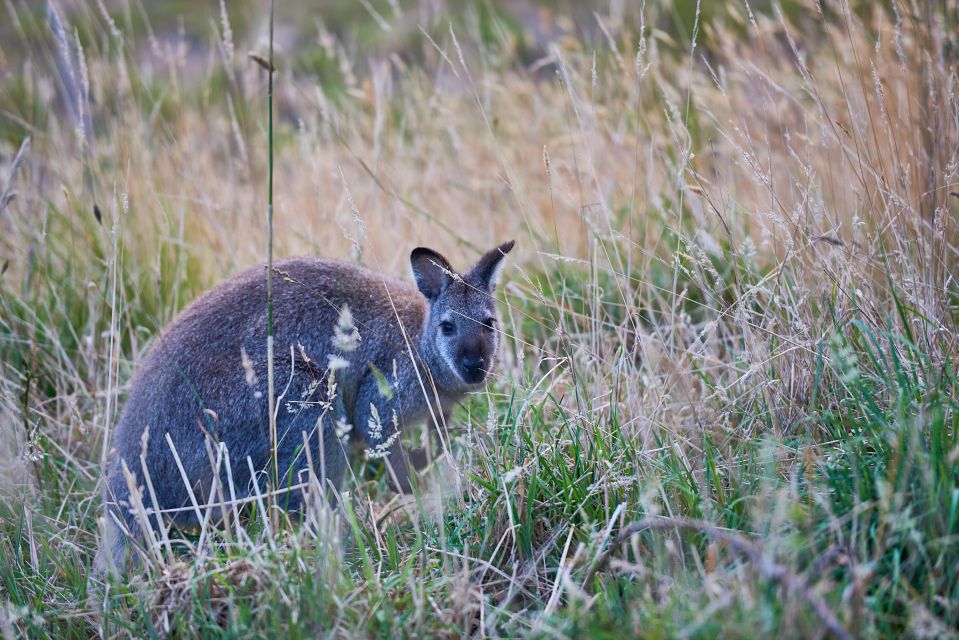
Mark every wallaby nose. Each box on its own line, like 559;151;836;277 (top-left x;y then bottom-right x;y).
462;356;485;372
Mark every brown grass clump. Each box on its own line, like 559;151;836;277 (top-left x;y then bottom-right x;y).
145;558;256;633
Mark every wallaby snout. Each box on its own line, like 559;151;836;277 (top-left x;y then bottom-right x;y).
461;354;486;381
454;331;494;384
97;240;514;573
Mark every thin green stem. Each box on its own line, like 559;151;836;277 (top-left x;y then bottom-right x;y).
266;0;277;498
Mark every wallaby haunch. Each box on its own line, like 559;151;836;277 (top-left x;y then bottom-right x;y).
97;241;514;573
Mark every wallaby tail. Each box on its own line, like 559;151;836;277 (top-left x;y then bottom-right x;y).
93;461;144;576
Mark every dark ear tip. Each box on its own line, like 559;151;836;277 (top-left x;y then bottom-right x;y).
500;240;516;254
410;247;432;260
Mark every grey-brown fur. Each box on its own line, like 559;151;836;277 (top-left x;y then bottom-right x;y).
97;241;514;573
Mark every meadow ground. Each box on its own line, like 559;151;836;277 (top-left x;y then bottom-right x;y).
0;0;957;637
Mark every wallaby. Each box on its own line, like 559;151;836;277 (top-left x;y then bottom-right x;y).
96;240;515;573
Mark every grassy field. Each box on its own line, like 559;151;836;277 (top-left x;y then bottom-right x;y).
1;0;958;637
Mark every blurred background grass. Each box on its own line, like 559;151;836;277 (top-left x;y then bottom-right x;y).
0;0;903;147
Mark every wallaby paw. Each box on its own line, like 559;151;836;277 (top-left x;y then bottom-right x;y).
388;474;414;494
409;447;431;471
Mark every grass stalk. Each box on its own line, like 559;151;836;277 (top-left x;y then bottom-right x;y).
265;0;278;519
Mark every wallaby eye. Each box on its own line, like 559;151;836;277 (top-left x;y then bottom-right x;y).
483;317;496;331
440;320;456;336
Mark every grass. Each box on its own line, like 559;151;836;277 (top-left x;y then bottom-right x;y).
1;0;958;637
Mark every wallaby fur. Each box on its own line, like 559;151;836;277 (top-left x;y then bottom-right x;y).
97;240;514;574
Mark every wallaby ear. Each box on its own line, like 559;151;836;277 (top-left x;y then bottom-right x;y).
410;247;454;300
466;240;515;291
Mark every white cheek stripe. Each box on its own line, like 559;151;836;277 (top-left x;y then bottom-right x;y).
438;312;465;384
490;324;499;374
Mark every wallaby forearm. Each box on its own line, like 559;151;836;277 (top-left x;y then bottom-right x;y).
385;441;413;493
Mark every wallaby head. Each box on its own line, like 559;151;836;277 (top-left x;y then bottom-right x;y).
411;240;515;390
